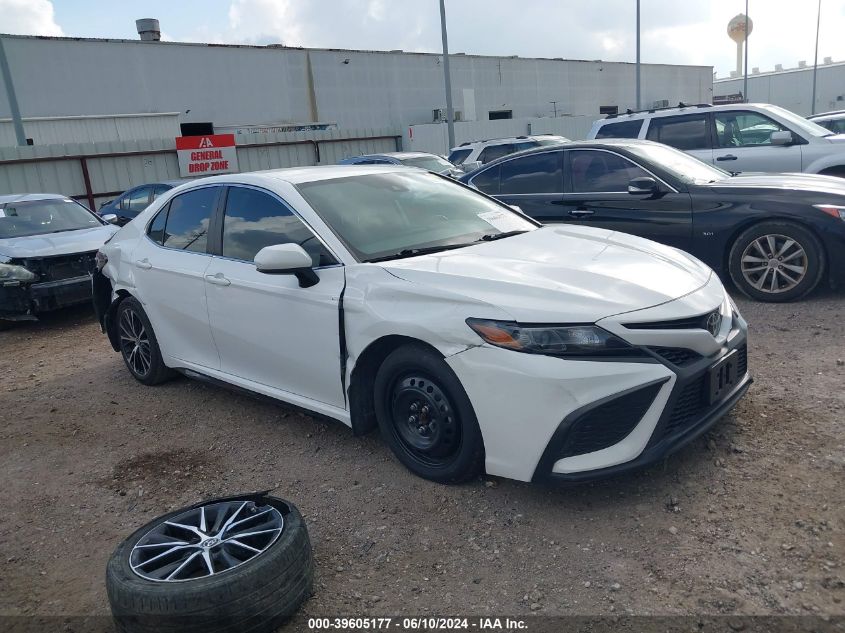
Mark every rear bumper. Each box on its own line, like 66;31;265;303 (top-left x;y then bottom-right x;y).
0;275;93;320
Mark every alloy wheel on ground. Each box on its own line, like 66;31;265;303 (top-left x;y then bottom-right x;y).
740;233;807;295
119;307;152;377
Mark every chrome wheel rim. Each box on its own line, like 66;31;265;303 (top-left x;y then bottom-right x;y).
740;234;807;294
119;308;152;377
130;500;284;582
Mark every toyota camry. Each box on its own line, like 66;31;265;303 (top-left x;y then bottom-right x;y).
93;166;750;484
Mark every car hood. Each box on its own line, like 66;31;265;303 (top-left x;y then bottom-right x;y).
0;225;119;259
824;133;845;143
381;226;712;323
709;172;845;196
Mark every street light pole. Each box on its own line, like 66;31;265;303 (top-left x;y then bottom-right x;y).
743;0;749;103
811;0;821;115
636;0;641;110
0;37;26;146
439;0;456;150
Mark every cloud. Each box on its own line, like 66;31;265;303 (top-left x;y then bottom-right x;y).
163;0;845;77
0;0;63;36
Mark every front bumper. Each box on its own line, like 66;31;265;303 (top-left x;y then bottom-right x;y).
446;287;751;483
0;275;93;320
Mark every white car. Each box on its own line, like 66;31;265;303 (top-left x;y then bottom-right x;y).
94;166;750;484
807;110;845;135
0;194;118;327
448;135;570;170
588;103;845;177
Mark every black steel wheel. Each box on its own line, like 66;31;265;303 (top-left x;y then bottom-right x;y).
116;296;172;385
106;494;313;633
374;344;485;483
728;221;825;302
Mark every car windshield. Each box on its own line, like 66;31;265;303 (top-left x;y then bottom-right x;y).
762;104;833;138
296;171;536;262
628;143;732;185
0;198;103;239
399;155;455;172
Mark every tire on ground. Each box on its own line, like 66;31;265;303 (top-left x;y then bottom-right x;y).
106;494;313;633
728;220;825;303
373;343;485;484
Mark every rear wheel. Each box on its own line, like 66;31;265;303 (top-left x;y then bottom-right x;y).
116;297;173;385
728;221;824;302
374;344;485;484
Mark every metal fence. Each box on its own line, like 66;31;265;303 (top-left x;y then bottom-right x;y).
0;128;402;210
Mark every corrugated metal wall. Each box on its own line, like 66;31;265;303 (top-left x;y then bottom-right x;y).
405;116;596;156
0;128;400;209
0;113;181;146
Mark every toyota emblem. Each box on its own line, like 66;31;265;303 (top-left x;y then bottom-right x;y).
706;311;722;337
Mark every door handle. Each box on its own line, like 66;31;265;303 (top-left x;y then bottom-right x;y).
568;208;595;218
205;273;231;287
716;154;738;161
135;258;152;270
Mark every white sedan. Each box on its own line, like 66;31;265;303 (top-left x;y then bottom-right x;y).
93;166;751;484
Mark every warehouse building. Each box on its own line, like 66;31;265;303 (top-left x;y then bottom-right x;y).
0;32;713;142
714;58;845;116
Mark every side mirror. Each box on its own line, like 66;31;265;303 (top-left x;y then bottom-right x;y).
771;130;794;146
628;177;660;196
462;160;482;173
254;243;319;288
101;213;119;224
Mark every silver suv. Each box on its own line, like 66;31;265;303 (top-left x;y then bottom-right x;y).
448;135;569;171
588;103;845;177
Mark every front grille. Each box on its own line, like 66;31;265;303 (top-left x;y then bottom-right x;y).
736;344;748;376
662;373;708;440
558;382;663;458
23;251;97;282
624;310;720;331
650;347;702;367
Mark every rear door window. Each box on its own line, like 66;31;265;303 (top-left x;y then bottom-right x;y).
127;187;152;212
645;114;710;150
479;144;515;164
158;186;219;253
499;152;563;194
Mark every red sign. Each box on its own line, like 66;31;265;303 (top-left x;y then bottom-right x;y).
176;134;238;177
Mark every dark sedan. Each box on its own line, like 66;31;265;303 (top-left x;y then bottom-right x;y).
460;139;845;302
98;180;183;225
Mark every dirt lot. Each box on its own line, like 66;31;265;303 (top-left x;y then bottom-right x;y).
0;289;843;627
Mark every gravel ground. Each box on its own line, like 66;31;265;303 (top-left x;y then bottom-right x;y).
0;289;843;628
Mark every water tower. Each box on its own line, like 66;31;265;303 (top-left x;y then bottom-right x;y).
728;14;753;76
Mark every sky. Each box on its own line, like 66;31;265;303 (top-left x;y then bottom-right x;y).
2;0;844;78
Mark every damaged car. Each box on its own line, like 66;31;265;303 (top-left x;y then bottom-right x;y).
94;167;750;484
1;194;118;328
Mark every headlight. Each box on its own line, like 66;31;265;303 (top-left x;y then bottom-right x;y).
466;318;645;357
814;204;845;221
0;262;37;283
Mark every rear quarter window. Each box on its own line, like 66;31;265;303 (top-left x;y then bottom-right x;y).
595;120;644;139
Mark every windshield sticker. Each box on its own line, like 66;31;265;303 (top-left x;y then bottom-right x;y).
477;210;528;233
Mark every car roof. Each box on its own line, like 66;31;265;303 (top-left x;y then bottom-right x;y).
0;193;69;204
808;112;845;121
344;152;440;160
596;102;789;124
461;138;662;171
173;164;415;188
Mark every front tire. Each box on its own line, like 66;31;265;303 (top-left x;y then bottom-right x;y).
116;296;173;385
374;344;485;484
728;221;824;302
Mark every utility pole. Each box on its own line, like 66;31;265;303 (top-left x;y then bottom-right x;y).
811;0;821;115
439;0;456;150
550;100;559;117
743;0;749;103
636;0;641;109
0;37;26;146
